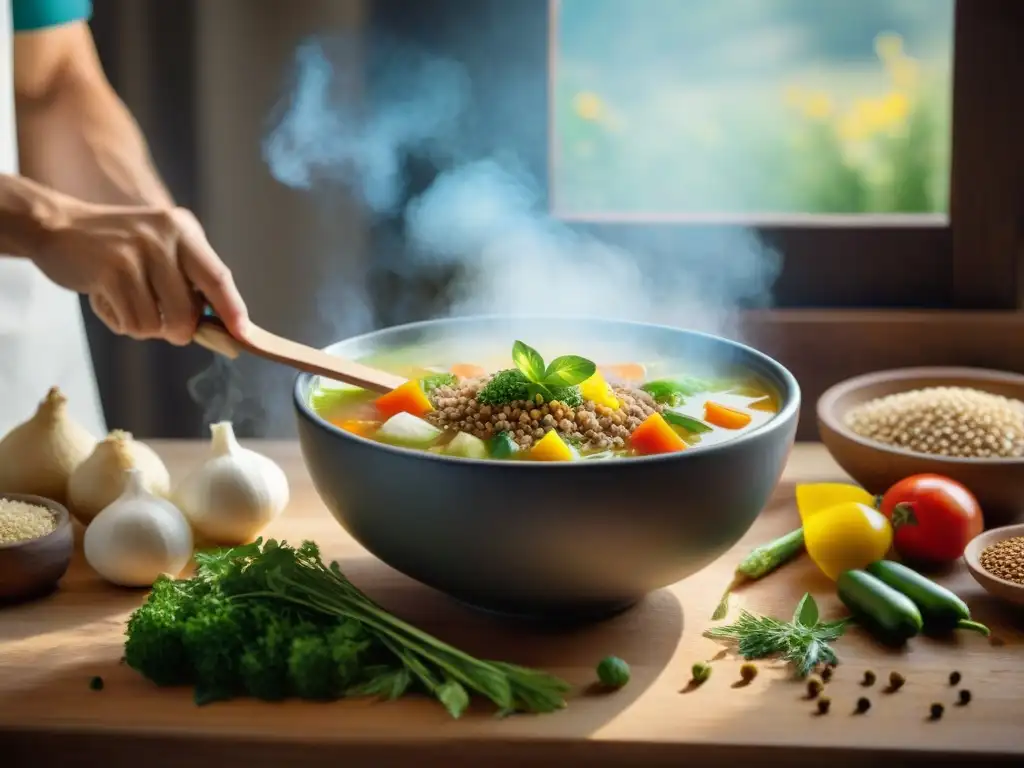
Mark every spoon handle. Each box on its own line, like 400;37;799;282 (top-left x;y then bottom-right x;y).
193;311;404;394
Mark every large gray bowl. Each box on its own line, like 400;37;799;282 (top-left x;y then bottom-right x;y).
294;316;800;620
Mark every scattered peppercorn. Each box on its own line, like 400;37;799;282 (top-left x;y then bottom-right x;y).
806;677;824;699
89;676;104;691
739;663;758;683
958;689;972;706
855;697;871;714
691;661;712;685
930;703;944;720
862;670;876;687
820;665;833;682
888;671;906;691
949;671;962;686
817;696;831;715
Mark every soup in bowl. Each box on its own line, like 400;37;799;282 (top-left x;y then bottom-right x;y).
294;316;800;619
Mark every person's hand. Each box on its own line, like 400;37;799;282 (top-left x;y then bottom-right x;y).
32;202;249;345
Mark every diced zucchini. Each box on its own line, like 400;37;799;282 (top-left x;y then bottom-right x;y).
490;431;519;459
444;432;489;459
375;412;443;449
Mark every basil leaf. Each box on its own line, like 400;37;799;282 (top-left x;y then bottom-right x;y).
542;355;597;387
524;381;555;403
437;680;470;719
512;340;546;382
793;593;818;627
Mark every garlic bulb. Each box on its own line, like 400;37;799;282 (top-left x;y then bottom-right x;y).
175;421;289;545
67;430;171;525
84;468;194;588
0;387;96;503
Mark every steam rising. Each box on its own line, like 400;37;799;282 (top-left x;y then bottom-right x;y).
264;35;780;335
189;33;782;435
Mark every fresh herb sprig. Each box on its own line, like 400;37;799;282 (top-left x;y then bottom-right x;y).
511;340;596;402
704;594;849;678
124;538;571;718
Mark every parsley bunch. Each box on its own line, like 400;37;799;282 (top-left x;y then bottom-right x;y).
124;538;570;717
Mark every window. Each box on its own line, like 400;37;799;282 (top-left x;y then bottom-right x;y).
550;0;954;223
367;0;1024;437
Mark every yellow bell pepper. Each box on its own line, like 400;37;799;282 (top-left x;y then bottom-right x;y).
580;371;620;410
530;430;576;461
796;483;876;521
801;501;893;581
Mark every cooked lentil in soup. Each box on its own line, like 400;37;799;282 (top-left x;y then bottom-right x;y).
310;340;779;461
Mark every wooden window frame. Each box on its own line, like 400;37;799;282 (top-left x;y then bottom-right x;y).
367;0;1024;439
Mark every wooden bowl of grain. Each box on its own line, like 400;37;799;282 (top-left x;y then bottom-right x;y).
963;524;1024;606
0;493;74;603
817;367;1024;529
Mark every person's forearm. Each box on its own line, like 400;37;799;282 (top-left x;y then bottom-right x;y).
16;68;173;209
0;173;72;258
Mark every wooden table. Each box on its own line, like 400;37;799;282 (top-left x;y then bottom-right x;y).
1;442;1021;767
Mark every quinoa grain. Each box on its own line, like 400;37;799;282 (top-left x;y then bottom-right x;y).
0;499;56;544
844;386;1024;458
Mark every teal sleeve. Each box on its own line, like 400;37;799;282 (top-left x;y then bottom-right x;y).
13;0;92;32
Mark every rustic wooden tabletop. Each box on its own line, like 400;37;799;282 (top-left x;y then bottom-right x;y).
1;442;1020;767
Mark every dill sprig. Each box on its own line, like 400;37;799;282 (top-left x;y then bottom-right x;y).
704;593;849;678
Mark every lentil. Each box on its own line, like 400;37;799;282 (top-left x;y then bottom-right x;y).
739;663;758;683
930;702;944;720
427;376;662;453
89;676;104;691
816;696;831;715
958;689;972;706
888;671;906;691
844;386;1024;458
862;670;876;687
0;499;56;544
855;696;871;714
949;670;962;686
979;537;1024;584
691;661;712;685
820;665;834;682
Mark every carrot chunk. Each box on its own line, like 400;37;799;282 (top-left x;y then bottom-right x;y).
630;413;687;455
375;380;434;420
450;363;486;379
703;401;752;429
601;363;646;382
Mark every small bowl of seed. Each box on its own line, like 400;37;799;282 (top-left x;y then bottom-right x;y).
964;523;1024;606
817;367;1024;528
0;493;74;603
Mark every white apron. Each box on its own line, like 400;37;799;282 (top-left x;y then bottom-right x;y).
0;2;107;437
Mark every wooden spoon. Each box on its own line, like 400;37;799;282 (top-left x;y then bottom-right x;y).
193;312;405;394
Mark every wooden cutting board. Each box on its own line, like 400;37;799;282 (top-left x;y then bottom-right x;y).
1;442;1021;768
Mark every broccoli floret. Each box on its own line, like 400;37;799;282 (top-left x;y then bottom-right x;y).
419;372;457;393
123;575;209;687
550;385;583;408
476;369;530;405
287;634;339;700
239;610;316;701
181;596;251;701
285;620;375;700
476;369;583;408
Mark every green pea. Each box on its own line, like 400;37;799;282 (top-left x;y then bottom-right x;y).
596;656;630;689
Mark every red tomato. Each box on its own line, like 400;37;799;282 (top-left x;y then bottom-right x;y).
878;474;984;565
